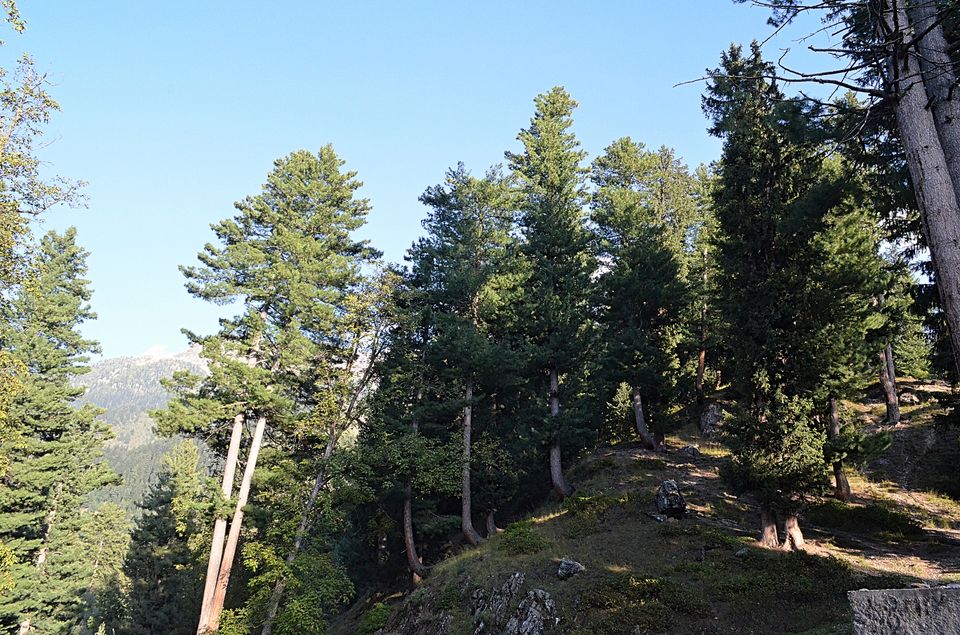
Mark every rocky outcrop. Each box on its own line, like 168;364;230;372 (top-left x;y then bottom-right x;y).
699;401;722;438
849;587;960;635
503;589;558;635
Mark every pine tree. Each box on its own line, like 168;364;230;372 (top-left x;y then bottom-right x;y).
590;138;691;449
0;228;118;632
705;44;831;550
121;441;211;635
506;87;592;498
153;146;379;634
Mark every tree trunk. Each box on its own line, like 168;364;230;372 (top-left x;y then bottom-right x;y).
781;515;806;552
632;385;657;450
879;348;900;424
759;507;779;548
403;484;427;580
461;377;483;545
885;343;897;393
196;413;245;634
204;415;268;633
696;245;709;397
884;0;960;379
485;510;502;537
548;366;574;498
910;0;960;207
828;397;851;501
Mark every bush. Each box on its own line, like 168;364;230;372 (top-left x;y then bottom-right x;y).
804;500;924;538
498;520;551;555
359;602;393;635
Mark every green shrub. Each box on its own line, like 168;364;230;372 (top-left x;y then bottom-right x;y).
359;602;393;635
498;520;551;555
805;500;924;538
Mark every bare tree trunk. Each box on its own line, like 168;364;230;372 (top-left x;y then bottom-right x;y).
196;413;245;634
759;507;779;548
205;415;268;633
548;366;574;498
696;246;708;397
403;484;427;580
461;377;483;545
885;343;897;392
879;348;900;424
884;0;960;378
910;0;960;205
632;385;657;450
781;515;805;552
828;397;851;501
485;510;502;537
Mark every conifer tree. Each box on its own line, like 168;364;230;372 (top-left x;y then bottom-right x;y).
0;228;118;633
413;165;518;544
506;87;592;498
590;138;691;449
154;146;378;633
122;441;211;635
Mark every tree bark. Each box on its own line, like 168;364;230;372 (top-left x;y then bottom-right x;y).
879;347;900;424
196;413;245;634
485;510;502;537
403;484;427;580
781;515;806;552
632;385;657;450
759;507;779;548
205;415;268;633
828;397;852;501
548;366;574;498
461;377;483;545
910;0;960;207
884;0;960;378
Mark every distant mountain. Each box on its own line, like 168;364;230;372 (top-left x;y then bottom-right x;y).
80;345;208;513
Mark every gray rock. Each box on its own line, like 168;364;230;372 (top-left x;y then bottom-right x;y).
849;587;960;634
735;547;749;558
699;402;722;438
679;444;701;459
471;571;526;634
655;479;686;518
900;391;921;404
504;589;559;635
557;558;585;580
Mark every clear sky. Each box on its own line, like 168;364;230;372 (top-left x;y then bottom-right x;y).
8;1;821;358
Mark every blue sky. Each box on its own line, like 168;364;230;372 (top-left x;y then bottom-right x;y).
10;1;822;358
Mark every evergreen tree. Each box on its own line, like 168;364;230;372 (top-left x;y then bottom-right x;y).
506;87;593;498
153;146;379;634
590;138;691;449
0;228;118;632
121;441;211;635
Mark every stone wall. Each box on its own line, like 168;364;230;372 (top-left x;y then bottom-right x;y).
848;587;960;635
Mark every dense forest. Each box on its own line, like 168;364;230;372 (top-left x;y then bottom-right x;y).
3;1;960;634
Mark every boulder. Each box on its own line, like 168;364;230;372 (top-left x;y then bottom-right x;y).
679;445;701;459
655;480;686;518
557;558;585;580
900;392;921;404
849;587;960;634
504;589;559;635
699;402;722;438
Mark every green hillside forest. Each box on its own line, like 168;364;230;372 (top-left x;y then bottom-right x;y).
4;2;960;634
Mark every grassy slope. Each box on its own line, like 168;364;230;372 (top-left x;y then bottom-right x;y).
335;382;960;635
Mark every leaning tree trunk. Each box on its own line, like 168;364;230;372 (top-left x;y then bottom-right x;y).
632;385;657;450
884;0;960;379
204;415;268;633
461;377;483;545
759;507;779;548
548;365;574;498
828;397;851;501
403;388;427;580
911;1;960;208
196;413;245;634
485;510;502;537
879;347;900;424
781;515;806;552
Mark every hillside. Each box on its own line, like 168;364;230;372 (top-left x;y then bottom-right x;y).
80;345;208;511
334;382;960;635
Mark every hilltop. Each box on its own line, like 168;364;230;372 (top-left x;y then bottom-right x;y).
333;380;960;635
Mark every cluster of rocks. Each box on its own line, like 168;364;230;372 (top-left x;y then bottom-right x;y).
470;571;560;635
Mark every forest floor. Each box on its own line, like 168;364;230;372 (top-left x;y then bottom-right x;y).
333;380;960;634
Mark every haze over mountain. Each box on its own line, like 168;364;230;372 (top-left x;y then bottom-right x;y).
80;345;207;511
